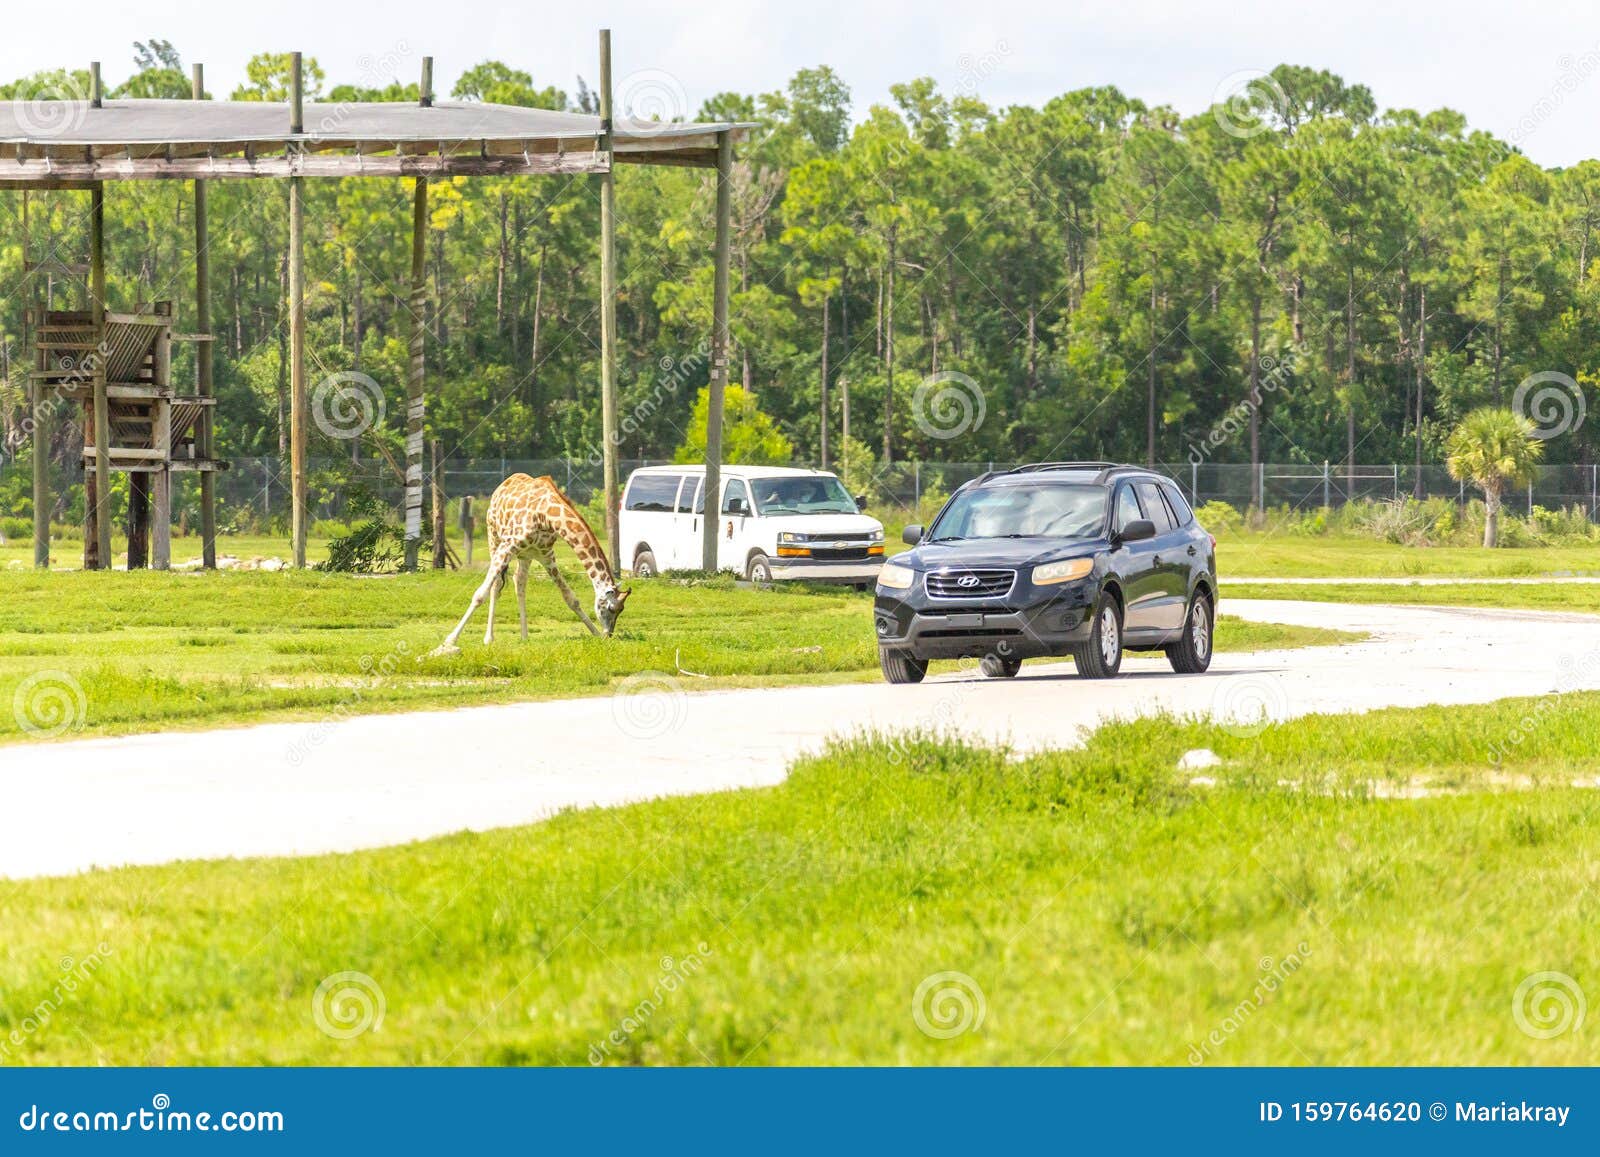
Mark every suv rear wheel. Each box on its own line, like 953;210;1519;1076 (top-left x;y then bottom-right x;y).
1165;592;1213;674
1072;595;1123;679
879;649;929;684
979;653;1022;678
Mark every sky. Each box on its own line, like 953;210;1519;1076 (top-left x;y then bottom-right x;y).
5;0;1600;167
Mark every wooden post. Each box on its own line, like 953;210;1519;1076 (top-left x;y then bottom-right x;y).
89;62;102;108
192;62;217;569
598;29;621;572
89;181;111;569
152;322;172;570
430;438;446;568
402;175;427;571
26;191;49;569
127;473;150;568
420;56;433;107
701;130;733;573
288;52;308;568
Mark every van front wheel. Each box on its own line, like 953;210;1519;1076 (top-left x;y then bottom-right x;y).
747;553;773;583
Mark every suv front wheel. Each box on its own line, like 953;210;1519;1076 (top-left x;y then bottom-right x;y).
1165;592;1213;674
1072;594;1123;679
879;649;929;684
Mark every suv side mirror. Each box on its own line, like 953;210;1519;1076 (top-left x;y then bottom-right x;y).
902;524;923;546
855;494;868;511
1117;518;1156;544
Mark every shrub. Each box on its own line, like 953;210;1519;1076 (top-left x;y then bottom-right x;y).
1193;500;1243;533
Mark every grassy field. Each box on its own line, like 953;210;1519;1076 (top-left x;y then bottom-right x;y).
3;693;1595;1065
1216;532;1600;579
0;565;1347;744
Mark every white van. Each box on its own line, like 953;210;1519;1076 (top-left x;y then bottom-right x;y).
620;465;886;584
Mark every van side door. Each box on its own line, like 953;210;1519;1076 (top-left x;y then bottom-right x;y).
718;478;753;573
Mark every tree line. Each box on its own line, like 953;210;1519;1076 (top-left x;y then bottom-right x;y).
2;47;1597;515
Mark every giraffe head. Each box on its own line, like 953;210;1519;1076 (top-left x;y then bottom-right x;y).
595;584;632;637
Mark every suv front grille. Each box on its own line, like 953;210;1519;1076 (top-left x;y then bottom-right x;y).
926;568;1016;599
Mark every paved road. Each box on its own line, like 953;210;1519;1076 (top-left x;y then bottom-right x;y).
6;598;1600;880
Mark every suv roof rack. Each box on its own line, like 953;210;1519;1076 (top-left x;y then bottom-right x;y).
969;461;1148;486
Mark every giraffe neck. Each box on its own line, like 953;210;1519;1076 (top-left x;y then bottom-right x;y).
552;507;615;592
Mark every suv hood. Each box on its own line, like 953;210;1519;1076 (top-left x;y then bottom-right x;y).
904;538;1105;569
760;512;883;536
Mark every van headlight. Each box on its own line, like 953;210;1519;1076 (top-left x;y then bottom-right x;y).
1032;558;1093;585
877;562;916;590
869;528;884;542
778;532;808;544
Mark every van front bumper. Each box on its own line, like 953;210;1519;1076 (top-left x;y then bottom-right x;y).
768;557;885;583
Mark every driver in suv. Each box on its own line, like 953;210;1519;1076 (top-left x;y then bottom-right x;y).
872;463;1217;683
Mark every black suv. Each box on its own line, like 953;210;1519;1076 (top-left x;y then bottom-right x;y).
873;463;1217;683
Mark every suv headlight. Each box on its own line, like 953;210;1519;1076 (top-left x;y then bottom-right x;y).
778;532;808;544
877;562;916;590
1032;558;1093;585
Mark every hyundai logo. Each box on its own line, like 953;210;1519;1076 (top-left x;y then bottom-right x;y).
956;574;981;588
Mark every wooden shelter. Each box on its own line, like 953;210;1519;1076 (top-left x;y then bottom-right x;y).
3;32;747;571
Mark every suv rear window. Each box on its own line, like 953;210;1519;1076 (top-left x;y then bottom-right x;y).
1135;480;1176;533
1159;482;1194;526
625;473;682;512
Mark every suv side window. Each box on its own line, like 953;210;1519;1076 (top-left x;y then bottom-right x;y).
1159;482;1194;526
1114;483;1143;531
722;479;751;514
1135;480;1176;533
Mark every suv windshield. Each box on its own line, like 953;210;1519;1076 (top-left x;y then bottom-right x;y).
751;475;858;515
929;483;1108;541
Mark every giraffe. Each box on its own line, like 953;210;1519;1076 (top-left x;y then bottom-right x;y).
431;474;630;655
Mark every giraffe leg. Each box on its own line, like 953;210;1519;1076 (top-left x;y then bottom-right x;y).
540;551;601;636
432;544;513;656
515;557;531;641
484;560;502;645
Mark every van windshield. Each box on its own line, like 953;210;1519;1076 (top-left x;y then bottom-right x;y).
750;475;859;515
929;483;1107;541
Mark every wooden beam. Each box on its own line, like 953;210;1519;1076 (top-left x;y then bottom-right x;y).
288;52;307;569
598;28;620;572
402;174;427;571
0;153;609;183
90;182;111;569
701;131;732;574
193;62;217;570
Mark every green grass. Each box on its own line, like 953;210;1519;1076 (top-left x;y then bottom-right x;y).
4;693;1597;1065
1218;531;1600;579
0;567;1352;744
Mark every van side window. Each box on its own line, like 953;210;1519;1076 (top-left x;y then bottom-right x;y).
625;473;683;512
1135;480;1176;533
722;479;751;514
1159;482;1193;526
683;479;705;515
1114;484;1143;531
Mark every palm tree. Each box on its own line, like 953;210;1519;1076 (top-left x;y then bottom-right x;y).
1445;407;1543;547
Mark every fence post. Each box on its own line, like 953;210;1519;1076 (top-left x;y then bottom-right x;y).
1392;463;1398;499
914;461;921;510
1190;459;1198;504
263;459;271;519
1592;464;1597;522
1322;461;1330;509
1528;478;1534;516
